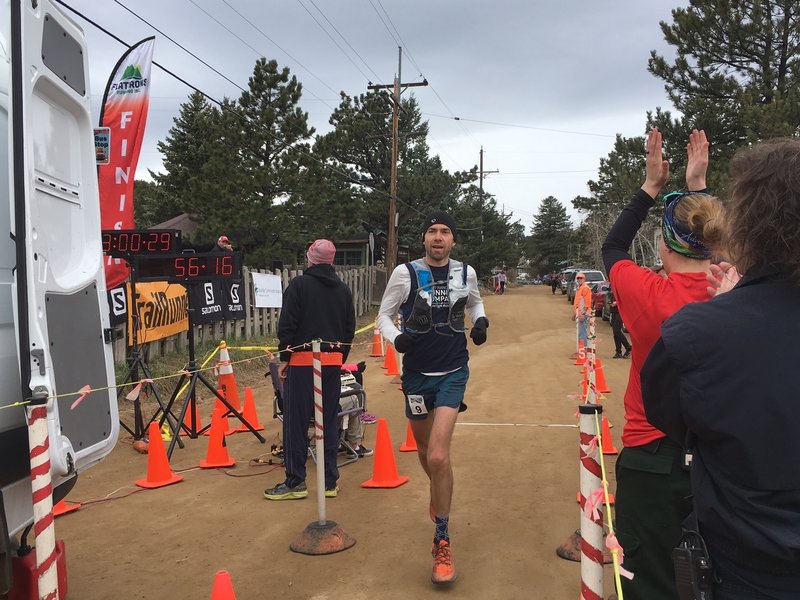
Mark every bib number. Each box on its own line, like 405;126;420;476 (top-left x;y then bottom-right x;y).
407;394;428;415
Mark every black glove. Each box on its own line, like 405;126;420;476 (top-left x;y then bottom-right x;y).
405;293;432;334
470;317;489;345
393;332;418;353
356;361;367;373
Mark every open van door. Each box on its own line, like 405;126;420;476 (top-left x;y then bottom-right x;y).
1;0;118;588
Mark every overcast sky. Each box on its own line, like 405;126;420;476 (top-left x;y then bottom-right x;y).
62;0;682;231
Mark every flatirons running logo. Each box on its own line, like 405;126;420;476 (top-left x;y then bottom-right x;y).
110;63;148;95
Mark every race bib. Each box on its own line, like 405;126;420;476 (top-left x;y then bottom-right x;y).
406;394;428;415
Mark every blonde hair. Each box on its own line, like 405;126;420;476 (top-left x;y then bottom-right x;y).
672;193;726;255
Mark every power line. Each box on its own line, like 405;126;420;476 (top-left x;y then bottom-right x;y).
423;112;615;138
112;0;246;94
303;0;382;82
190;0;339;106
370;1;481;152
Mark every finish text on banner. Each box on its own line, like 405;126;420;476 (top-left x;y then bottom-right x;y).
127;281;188;345
98;37;155;289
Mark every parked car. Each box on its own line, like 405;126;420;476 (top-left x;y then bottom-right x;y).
567;270;606;303
560;269;578;295
589;281;611;320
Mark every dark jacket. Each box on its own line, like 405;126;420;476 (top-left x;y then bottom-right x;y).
642;269;800;576
278;265;355;362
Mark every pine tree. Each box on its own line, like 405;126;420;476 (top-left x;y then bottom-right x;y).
528;196;573;273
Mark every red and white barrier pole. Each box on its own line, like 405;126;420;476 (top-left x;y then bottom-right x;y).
585;314;597;404
578;403;604;600
312;339;327;525
26;390;59;600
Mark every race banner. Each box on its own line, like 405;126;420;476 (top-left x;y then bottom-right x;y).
98;37;155;289
189;281;225;325
107;284;127;326
252;272;283;308
127;281;188;345
222;278;245;319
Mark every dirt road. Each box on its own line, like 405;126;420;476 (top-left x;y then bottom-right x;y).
56;285;633;599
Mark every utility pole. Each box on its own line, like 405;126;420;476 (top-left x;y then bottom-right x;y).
367;47;427;274
477;147;499;277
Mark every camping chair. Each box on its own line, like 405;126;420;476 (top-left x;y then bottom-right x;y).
268;362;367;468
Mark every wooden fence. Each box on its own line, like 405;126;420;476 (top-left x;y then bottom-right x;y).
111;265;381;363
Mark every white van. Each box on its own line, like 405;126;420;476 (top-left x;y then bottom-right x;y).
1;0;118;591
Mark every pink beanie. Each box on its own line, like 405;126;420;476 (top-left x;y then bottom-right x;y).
306;239;336;265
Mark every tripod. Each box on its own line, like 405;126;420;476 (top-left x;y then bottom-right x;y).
118;264;183;448
159;283;266;458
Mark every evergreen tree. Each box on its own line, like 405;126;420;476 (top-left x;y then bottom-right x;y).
151;91;215;217
528;196;573;273
648;0;800;176
133;179;181;228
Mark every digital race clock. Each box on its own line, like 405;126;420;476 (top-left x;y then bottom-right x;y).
101;229;181;257
134;252;242;283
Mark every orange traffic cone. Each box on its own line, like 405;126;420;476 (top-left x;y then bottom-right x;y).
573;340;587;365
210;570;237;600
361;418;409;488
205;390;236;436
200;408;236;468
53;499;80;517
235;386;264;432
384;345;400;377
217;341;241;412
135;422;183;489
369;327;383;357
595;359;611;394
600;416;618;455
180;402;204;436
399;421;417;452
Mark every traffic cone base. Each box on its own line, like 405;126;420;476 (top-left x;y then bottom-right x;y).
383;345;399;376
210;570;237;600
555;529;614;564
290;520;356;555
200;409;236;468
135;422;183;489
399;421;417;452
361;418;409;488
53;499;80;517
235;386;265;432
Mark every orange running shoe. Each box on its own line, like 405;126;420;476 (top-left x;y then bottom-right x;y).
431;540;457;584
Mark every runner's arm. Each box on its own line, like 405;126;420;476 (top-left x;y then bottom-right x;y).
465;266;486;324
377;265;411;344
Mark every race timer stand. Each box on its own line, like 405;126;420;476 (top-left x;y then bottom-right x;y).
103;229;184;444
117;263;183;447
133;251;266;458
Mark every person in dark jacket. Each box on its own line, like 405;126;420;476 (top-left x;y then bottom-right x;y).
643;138;800;599
264;239;356;501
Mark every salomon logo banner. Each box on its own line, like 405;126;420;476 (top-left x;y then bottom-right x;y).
222;279;244;319
188;281;225;324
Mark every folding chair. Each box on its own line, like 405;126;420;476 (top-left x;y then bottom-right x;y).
268;363;368;467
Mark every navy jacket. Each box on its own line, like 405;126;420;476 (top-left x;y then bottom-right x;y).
277;265;355;362
642;269;800;575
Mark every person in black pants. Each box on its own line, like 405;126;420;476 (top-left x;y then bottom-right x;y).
264;239;356;501
609;293;631;358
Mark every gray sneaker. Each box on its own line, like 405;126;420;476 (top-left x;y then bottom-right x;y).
264;481;308;500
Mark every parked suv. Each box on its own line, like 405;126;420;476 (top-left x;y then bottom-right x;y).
567;270;607;303
560;269;578;295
